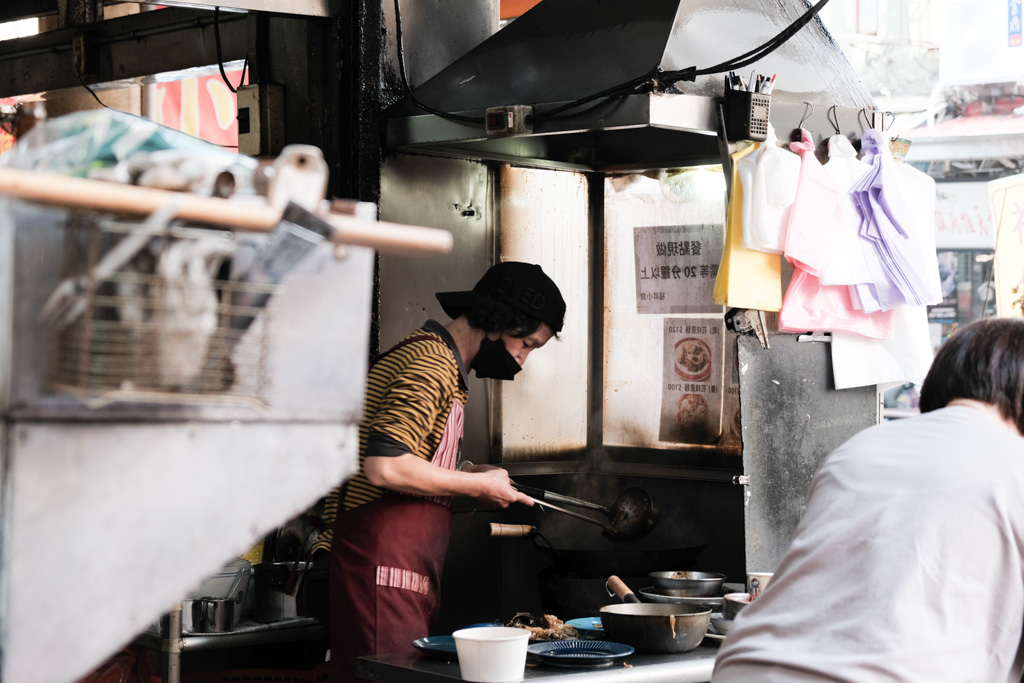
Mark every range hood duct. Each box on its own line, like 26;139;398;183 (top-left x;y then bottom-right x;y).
385;0;876;172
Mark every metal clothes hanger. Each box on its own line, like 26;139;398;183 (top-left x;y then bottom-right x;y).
827;104;841;135
798;102;814;129
857;107;873;131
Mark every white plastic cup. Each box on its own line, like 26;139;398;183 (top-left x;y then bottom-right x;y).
452;626;531;683
747;572;774;599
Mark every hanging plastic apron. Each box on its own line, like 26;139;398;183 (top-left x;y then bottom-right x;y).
736;122;801;255
892;159;943;304
783;129;841;277
819;134;875;287
713;142;783;311
851;130;939;312
778;130;893;338
329;340;465;683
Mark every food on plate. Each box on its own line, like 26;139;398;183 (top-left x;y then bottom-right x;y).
674;338;712;381
675;393;715;444
510;613;579;640
676;393;709;430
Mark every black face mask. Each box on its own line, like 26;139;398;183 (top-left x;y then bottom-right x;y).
471;337;522;381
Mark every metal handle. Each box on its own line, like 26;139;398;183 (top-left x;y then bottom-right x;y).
606;575;640;603
513;484;613;514
528;497;613;533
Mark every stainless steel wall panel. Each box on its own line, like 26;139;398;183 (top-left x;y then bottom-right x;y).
498;165;589;462
737;334;877;573
379;154;493;461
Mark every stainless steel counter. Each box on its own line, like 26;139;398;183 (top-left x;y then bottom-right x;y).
356;642;720;683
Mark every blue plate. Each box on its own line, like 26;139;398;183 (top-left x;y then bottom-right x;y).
565;617;604;639
527;640;633;669
412;635;458;659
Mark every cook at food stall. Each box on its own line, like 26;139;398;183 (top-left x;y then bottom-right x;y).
712;317;1024;683
314;261;565;683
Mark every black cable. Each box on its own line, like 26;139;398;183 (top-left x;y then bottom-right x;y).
77;73;113;110
533;71;655;119
534;78;653;121
214;7;247;94
393;0;483;124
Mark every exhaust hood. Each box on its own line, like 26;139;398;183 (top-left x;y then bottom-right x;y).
384;0;876;172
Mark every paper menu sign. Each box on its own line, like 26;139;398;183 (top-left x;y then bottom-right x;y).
658;318;726;444
633;224;725;314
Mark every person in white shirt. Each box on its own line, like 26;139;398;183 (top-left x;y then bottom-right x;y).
712;317;1024;683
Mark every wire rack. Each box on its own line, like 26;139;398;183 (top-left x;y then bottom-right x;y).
45;214;275;409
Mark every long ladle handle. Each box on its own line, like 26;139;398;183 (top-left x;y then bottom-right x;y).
526;497;613;533
514;485;613;514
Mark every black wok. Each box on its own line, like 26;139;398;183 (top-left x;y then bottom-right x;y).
488;523;704;578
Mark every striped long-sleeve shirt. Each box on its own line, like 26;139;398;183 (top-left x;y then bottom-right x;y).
312;320;469;555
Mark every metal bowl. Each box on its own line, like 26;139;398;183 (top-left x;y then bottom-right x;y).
722;592;751;621
638;587;723;611
648;571;726;596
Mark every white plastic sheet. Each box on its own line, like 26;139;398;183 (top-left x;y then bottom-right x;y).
830;305;935;389
737;123;801;255
819;135;875;287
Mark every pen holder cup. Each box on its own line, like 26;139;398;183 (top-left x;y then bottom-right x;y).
721;89;771;142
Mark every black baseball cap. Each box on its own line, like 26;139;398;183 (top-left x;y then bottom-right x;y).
435;261;566;333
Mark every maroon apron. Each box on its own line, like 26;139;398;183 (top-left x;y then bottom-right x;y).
329;395;464;683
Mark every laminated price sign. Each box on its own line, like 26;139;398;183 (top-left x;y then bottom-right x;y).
659;318;725;445
633;224;725;314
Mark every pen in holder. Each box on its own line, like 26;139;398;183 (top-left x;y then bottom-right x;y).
722;89;771;142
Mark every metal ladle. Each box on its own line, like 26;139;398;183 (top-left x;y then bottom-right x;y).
514;485;661;542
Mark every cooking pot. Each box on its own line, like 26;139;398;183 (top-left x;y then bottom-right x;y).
599;576;710;653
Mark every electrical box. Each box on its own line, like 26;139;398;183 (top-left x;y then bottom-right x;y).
237;83;285;157
485;105;534;137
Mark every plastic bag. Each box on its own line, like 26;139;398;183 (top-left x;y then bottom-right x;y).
713;143;783;311
736;122;801;254
779;267;894;339
819;134;874;286
831;305;935;390
851;130;939;312
893;160;943;304
0;109;256;196
784;129;842;277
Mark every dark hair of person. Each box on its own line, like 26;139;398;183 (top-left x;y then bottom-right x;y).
463;295;544;338
919;317;1024;434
